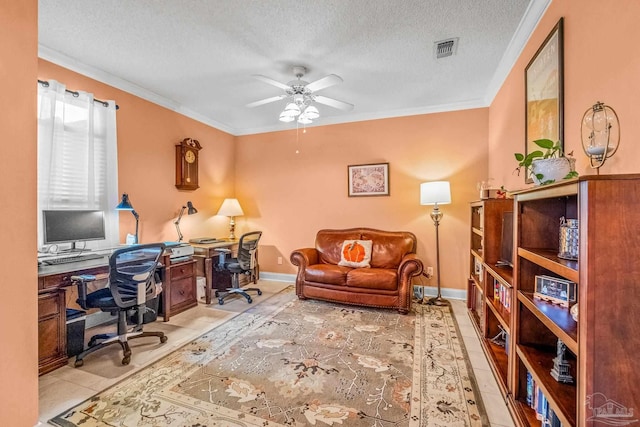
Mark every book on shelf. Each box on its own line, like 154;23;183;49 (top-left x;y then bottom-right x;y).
526;371;564;426
493;278;511;311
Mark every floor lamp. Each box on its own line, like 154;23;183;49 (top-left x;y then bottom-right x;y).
420;181;451;306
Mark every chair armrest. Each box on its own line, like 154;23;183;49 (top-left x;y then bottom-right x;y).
71;274;97;310
215;247;232;265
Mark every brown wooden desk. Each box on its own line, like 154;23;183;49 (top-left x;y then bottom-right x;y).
37;251;196;375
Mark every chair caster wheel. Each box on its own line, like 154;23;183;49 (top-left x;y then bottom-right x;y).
218;298;224;305
74;359;84;368
160;336;168;343
247;298;253;303
122;356;131;365
257;290;263;296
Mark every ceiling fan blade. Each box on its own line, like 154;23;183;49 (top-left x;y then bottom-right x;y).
245;95;287;108
305;74;343;92
252;74;291;91
314;95;354;111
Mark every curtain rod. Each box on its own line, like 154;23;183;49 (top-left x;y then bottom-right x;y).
38;79;119;110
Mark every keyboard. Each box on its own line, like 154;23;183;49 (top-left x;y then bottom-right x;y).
43;253;106;265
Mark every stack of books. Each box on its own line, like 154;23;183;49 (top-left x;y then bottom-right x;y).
493;278;511;311
526;371;564;426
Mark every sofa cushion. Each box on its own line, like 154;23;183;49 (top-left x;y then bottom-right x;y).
346;268;398;291
316;230;362;265
305;264;350;286
338;239;373;268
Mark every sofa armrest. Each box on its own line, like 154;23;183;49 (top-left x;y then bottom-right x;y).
290;248;319;268
397;254;424;310
397;253;424;278
290;248;319;298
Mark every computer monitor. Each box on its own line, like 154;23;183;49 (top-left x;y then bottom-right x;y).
43;210;106;251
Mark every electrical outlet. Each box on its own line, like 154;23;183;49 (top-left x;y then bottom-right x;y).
277;256;283;265
426;266;434;277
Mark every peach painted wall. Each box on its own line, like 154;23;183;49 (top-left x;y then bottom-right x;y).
0;1;39;425
38;60;238;244
489;0;640;190
235;110;489;292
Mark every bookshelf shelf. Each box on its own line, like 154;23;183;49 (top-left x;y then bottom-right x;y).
518;292;577;354
516;345;576;427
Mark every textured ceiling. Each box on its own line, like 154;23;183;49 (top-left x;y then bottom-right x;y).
38;0;548;135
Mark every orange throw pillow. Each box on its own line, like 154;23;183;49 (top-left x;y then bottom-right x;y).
338;239;373;268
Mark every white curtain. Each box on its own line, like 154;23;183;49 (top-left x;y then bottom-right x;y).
37;80;119;251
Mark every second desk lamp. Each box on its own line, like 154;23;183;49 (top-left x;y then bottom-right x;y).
175;201;198;242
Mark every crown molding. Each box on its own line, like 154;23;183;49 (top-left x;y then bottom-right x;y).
483;0;551;105
38;44;239;136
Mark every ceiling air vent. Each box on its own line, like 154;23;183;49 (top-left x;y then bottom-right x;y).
434;38;459;59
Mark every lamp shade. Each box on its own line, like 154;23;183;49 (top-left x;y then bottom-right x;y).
282;102;301;117
186;201;198;215
116;193;134;210
303;105;320;119
217;198;244;217
420;181;451;205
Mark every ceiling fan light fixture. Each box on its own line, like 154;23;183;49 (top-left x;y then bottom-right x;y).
283;102;301;117
297;115;313;124
304;105;319;119
279;112;295;122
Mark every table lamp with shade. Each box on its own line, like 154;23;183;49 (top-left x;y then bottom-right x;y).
420;181;451;306
217;198;244;240
116;193;139;244
174;201;198;242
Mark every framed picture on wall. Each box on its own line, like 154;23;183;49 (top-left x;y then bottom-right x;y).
347;162;390;197
524;18;564;183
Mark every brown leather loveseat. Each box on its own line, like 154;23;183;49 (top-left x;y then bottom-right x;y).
290;228;423;314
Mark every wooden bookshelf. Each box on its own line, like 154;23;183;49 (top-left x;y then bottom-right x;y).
466;198;514;397
508;175;640;426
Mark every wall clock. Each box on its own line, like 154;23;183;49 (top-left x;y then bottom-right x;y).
175;137;202;190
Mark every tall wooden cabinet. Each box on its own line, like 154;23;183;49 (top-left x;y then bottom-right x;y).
469;175;640;426
467;198;514;397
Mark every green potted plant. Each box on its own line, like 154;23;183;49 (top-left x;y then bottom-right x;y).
514;138;579;185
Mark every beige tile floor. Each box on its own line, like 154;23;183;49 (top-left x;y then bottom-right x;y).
38;281;514;426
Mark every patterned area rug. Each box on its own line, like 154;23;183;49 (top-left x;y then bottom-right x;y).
51;287;487;426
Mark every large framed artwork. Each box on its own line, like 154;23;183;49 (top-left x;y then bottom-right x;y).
347;162;390;197
525;18;564;183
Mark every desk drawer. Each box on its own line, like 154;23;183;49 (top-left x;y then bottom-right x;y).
38;291;62;318
170;261;194;281
170;277;195;307
41;266;109;290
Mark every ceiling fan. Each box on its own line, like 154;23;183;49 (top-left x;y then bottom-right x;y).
246;66;354;124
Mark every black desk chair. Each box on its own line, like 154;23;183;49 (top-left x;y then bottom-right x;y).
215;231;262;305
71;243;167;367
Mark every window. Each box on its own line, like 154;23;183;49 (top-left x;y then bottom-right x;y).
37;80;119;251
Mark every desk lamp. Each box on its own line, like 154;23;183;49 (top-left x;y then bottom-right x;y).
420;181;451;306
174;201;198;242
116;193;139;244
217;198;244;240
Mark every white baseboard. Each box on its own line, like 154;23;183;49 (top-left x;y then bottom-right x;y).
419;285;467;301
260;272;296;283
259;272;467;301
